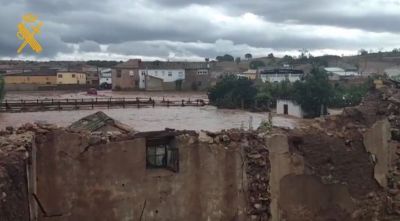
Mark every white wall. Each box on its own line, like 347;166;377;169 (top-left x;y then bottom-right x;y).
261;74;302;83
99;69;112;85
139;69;185;89
276;99;303;118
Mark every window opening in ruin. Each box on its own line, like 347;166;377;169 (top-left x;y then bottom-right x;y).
146;137;179;172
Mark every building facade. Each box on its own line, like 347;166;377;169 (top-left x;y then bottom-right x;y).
99;68;112;86
57;72;87;85
138;69;185;90
112;59;210;91
237;69;258;80
112;59;141;90
260;68;304;83
276;99;303;118
4;70;57;85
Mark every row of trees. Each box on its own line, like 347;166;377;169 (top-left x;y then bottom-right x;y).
208;68;373;117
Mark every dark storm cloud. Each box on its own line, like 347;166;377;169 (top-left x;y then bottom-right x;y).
0;0;398;59
152;0;400;33
79;40;101;52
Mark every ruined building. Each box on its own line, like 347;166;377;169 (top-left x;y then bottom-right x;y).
2;79;400;220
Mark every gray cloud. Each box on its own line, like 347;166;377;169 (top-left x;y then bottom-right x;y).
0;0;399;60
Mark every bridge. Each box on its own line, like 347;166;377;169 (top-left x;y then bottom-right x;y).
0;97;209;112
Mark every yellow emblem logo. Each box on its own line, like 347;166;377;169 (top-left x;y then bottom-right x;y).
17;13;43;54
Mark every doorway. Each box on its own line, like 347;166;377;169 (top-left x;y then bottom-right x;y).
283;104;288;115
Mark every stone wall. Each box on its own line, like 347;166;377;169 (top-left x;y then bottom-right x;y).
32;129;255;221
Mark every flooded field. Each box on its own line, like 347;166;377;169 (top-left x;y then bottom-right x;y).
1;91;299;131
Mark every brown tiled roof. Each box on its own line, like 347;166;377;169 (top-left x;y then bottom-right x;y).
4;69;57;76
140;61;209;69
115;59;141;69
69;111;132;133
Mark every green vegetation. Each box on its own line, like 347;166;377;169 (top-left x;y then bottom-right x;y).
330;78;373;108
216;54;234;62
249;60;266;69
245;53;253;60
208;67;372;117
208;75;257;109
291;68;333;117
0;74;5;102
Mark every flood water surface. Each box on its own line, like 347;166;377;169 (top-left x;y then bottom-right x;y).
1;91;298;131
0;106;297;132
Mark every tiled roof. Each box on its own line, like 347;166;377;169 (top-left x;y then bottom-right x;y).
140;61;209;69
4;69;57;76
69;111;132;133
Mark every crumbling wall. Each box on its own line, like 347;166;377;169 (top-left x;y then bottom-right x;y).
0;128;33;221
33;129;257;221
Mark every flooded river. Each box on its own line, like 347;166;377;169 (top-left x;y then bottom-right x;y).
1;91;298;131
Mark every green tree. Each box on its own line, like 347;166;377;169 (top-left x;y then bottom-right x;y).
250;60;266;69
208;75;257;109
245;53;253;60
359;49;368;56
281;55;294;65
292;68;333;117
235;57;241;64
216;54;234;62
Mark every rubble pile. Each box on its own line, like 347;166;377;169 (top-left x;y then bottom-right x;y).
198;130;271;220
282;79;400;220
0;124;35;221
242;132;270;221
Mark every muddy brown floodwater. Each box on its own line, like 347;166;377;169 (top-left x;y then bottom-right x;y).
1;91;299;131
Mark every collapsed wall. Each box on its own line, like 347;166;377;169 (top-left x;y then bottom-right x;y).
29;127;271;221
0;127;33;221
3;80;400;220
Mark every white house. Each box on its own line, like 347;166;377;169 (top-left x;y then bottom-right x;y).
324;67;358;80
260;68;304;83
276;99;303;118
99;68;112;85
138;69;185;89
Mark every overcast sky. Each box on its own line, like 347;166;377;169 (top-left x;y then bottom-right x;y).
1;0;400;61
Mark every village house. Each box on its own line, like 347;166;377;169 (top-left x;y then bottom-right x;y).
112;59;141;90
138;61;185;91
259;68;304;83
99;68;112;87
57;72;87;85
82;64;100;86
3;69;57;85
237;69;258;80
276;99;304;118
324;67;359;80
112;59;210;91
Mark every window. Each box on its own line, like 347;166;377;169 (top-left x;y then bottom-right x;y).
117;70;122;78
168;72;172;77
142;71;146;76
72;74;76;78
146;137;179;172
179;72;183;77
58;74;63;78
